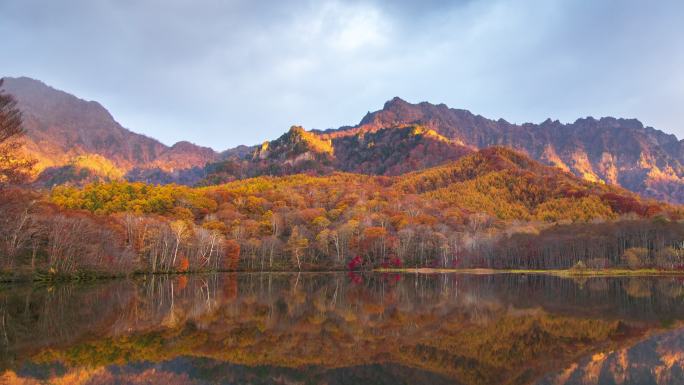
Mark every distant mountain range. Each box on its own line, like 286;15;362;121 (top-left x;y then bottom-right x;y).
2;76;683;203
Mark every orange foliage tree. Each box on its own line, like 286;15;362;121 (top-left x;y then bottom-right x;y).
224;239;241;271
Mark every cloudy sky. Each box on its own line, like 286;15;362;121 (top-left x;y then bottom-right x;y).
1;0;683;149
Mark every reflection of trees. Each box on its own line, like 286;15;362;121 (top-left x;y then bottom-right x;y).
480;274;684;322
3;273;684;384
0;281;133;369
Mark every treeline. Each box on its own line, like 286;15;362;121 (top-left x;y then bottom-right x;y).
489;219;684;269
0;189;134;275
2;189;680;277
0;189;241;277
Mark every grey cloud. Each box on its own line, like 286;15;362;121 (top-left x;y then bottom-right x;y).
1;0;682;149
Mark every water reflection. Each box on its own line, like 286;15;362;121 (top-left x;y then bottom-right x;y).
536;327;684;385
1;273;684;384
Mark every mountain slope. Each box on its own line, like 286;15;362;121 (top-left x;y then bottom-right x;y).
397;147;668;221
332;125;472;175
329;97;684;202
202;124;473;184
44;147;679;276
0;77;218;183
208;97;684;202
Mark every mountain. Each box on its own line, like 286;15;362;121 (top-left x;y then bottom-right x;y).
395;146;667;221
324;97;684;202
332;125;472;175
228;124;471;176
3;76;683;203
202;124;474;184
0;77;219;184
208;97;684;202
252;125;336;172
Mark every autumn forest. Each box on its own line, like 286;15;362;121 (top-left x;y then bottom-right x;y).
1;79;684;280
6;2;684;384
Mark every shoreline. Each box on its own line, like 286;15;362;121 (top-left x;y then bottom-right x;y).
3;267;684;284
0;269;350;284
373;267;684;277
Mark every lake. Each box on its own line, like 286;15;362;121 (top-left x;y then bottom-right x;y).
1;272;684;385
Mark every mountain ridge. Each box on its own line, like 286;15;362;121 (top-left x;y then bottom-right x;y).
322;96;684;202
0;76;219;180
3;76;683;203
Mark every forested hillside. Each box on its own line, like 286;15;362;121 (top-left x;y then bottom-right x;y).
160;97;684;204
1;77;684;278
2;147;682;278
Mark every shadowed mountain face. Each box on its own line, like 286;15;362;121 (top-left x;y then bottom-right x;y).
3;76;683;203
0;77;218;184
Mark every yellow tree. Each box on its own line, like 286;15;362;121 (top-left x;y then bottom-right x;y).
170;220;189;269
287;226;309;270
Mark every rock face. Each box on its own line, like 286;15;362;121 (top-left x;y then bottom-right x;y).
331;125;472;175
242;124;472;177
321;97;684;202
0;77;218;184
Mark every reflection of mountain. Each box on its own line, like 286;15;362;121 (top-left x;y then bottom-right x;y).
2;274;684;385
9;359;456;385
536;328;684;385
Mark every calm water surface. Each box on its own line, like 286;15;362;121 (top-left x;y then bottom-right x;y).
2;272;684;385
